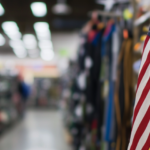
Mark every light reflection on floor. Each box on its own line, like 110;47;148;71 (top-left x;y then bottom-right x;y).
0;110;71;150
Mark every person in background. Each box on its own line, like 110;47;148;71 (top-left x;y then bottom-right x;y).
18;74;31;117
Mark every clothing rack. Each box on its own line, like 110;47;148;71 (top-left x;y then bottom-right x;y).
88;10;123;18
96;0;130;4
96;0;130;11
97;10;123;17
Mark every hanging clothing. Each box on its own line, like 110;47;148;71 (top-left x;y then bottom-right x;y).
114;38;133;150
101;23;116;143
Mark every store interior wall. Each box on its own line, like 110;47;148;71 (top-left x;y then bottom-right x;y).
0;32;79;74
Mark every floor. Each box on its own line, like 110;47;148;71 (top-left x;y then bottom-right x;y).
0;110;71;150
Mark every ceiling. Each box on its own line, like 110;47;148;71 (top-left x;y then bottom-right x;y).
0;0;104;32
0;0;104;56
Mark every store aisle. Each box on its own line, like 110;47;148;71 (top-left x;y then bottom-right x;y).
0;110;71;150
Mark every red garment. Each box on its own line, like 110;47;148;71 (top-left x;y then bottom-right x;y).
103;20;114;37
91;119;98;129
88;30;98;43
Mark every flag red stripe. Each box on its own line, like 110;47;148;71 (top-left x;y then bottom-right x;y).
142;133;150;150
136;51;150;93
130;107;150;150
132;78;150;127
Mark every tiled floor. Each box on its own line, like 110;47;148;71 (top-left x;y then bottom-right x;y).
0;110;71;150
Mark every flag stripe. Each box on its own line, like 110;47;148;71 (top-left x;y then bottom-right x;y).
137;122;150;150
132;77;150;127
128;91;150;150
136;51;150;93
129;106;150;150
141;133;150;150
134;65;150;110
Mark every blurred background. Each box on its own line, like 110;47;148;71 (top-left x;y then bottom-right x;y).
0;0;149;150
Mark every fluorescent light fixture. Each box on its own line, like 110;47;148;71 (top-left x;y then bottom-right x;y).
34;22;51;40
52;3;71;15
96;0;114;11
40;49;54;61
0;34;5;46
36;32;51;40
2;21;22;40
13;47;27;58
31;2;47;17
9;40;24;49
2;21;19;33
0;3;5;16
9;40;27;58
38;40;53;49
6;32;22;40
23;34;37;49
34;22;50;33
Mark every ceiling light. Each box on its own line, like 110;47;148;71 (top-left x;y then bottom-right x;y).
2;21;19;33
23;34;37;49
0;3;5;16
30;2;47;17
9;40;27;58
34;22;51;40
2;21;21;40
52;0;71;15
52;3;71;15
96;0;114;11
9;40;24;49
0;34;5;46
34;22;50;33
38;40;53;49
40;49;54;61
6;32;22;40
36;33;51;40
13;47;27;58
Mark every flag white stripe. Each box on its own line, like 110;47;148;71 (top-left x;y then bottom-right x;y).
134;65;150;109
136;121;150;150
128;90;150;150
139;40;150;74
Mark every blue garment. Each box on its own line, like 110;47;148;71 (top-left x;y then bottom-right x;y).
105;81;115;142
101;25;115;57
101;24;116;143
92;32;102;46
20;82;31;100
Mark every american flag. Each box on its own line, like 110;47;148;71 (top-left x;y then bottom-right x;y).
128;33;150;150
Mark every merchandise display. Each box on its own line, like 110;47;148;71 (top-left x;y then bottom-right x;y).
0;71;28;133
60;1;150;150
